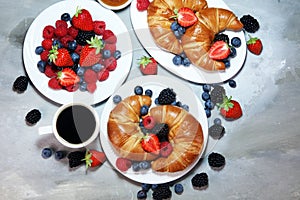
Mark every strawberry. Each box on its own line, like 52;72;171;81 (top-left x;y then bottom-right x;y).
98;69;109;81
208;41;230;60
247;36;262;55
82;149;106;169
71;7;93;31
93;20;106;35
48;46;74;67
217;96;242;120
136;0;150;11
160;141;173;157
142;116;156;130
175;7;197;27
48;77;62;90
116;157;132;172
57;68;80;87
141;134;160;155
139;56;157;75
102;30;117;44
79;36;104;67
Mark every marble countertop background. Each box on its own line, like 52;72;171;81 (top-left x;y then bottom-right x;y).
0;0;299;199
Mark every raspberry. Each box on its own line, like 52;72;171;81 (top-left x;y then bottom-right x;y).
208;152;226;170
103;43;116;55
60;35;74;47
208;124;225;139
67;151;86;168
104;57;117;71
25;109;41;125
98;69;109;81
65;83;79;92
44;65;58;78
68;26;79;39
13;76;29;93
157;88;176;105
116;157;132;172
191;172;208;190
48;77;62;90
93;20;106;35
40;50;49;61
87;82;97;93
41;39;53;50
54;26;68;38
84;69;98;83
55;19;68;28
160;141;173;157
102;30;117;44
42;25;55;39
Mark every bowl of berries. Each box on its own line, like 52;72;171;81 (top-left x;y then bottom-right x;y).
23;0;132;105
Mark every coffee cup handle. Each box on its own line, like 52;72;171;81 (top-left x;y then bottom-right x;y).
38;125;53;135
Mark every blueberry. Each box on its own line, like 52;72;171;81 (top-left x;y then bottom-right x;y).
175;101;182;107
52;39;63;49
170;21;179;31
71;52;80;64
223;59;230;68
214;118;222;125
79;82;87;91
172;55;182;66
134;86;143;95
151;184;159;190
174;183;184;194
179;52;187;59
35;46;44;55
182;57;191;67
205;99;214;110
205;108;211;118
102;49;111;59
181;104;189;112
76;66;85;76
132;162;141;172
139;161;151;170
229;47;237;58
92;63;103;72
231;37;241;48
113;95;122;104
61;13;71;22
113;50;121;60
55;151;67;160
177;26;186;36
141;183;151;192
201;92;210;101
202;84;211;92
154;98;159;105
137;190;147;200
173;30;181;39
68;41;77;51
228;79;237;88
145;89;153;97
140;105;149;116
41;148;53;159
37;60;46;73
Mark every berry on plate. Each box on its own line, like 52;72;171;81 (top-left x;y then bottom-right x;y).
208;41;230;60
57;68;80;87
142;116;156;130
71;7;93;31
141;134;160;155
48;46;74;67
247;36;263;55
160;141;173;157
136;0;150;11
174;7;197;27
79;36;104;67
116;157;132;172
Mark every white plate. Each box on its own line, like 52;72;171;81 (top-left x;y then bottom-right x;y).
23;0;132;105
97;0;133;10
130;0;246;84
100;75;208;184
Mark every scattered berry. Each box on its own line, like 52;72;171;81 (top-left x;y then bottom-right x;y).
141;183;151;192
13;76;29;93
113;95;122;104
41;148;53;159
208;152;226;170
55;150;67;160
174;183;184;194
201;92;210;101
210;85;226;105
240;14;260;33
134;85;143;95
191;172;209;190
213;118;222;125
145;89;153;97
137;190;147;200
67;150;86;168
152;184;172;200
209;124;225;139
202;84;211;92
228;79;237;88
25;109;41;125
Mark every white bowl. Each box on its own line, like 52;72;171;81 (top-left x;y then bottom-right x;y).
97;0;133;10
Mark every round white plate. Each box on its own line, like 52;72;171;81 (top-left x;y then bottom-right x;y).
100;75;208;184
23;0;132;105
130;0;246;84
97;0;133;10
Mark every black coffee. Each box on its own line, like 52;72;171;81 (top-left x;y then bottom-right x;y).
56;105;96;144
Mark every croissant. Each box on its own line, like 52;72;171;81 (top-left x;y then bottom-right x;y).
107;95;159;161
181;8;244;71
150;105;204;172
147;0;208;55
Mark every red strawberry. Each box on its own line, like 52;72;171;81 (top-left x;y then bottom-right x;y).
48;46;74;67
57;68;80;87
93;20;106;35
41;39;53;50
247;36;262;55
87;82;97;93
139;56;157;75
217;96;242;120
160;141;173;157
104;57;117;71
98;69;109;81
208;41;230;60
42;25;55;39
136;0;150;11
79;36;104;67
84;69;98;83
142;116;156;130
44;65;58;78
65;83;79;92
141;134;160;155
71;7;93;31
176;7;197;27
48;77;62;90
102;30;117;44
82;149;106;169
116;157;132;172
68;26;79;39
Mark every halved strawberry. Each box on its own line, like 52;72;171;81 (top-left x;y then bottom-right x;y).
208;41;230;60
57;68;80;87
176;7;197;27
141;134;160;155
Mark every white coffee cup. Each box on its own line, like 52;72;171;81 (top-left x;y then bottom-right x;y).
39;102;100;148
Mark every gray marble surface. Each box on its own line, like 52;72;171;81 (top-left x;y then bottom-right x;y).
1;0;300;199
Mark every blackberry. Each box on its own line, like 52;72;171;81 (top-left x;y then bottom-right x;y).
240;14;260;33
209;124;225;139
213;33;229;44
13;76;29;93
75;30;95;45
67;150;86;168
152;184;172;200
208;152;226;170
157;88;176;105
25;109;41;125
210;85;225;105
191;172;208;190
152;123;169;142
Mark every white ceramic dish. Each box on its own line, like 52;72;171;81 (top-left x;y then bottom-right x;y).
130;0;246;84
97;0;133;10
100;75;209;184
23;0;132;105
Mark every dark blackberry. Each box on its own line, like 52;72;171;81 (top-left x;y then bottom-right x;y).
152;184;172;200
191;172;208;190
13;76;29;93
240;14;260;33
152;123;169;142
75;30;95;45
67;150;86;168
213;33;229;44
210;85;225;105
208;152;226;170
25;109;41;125
209;124;225;139
157;88;176;105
